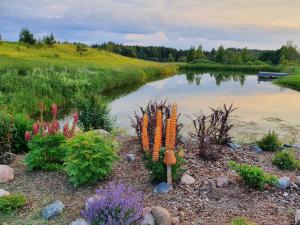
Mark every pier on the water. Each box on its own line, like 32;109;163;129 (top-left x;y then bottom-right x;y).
258;71;288;79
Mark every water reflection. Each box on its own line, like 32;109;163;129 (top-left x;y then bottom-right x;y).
110;71;300;142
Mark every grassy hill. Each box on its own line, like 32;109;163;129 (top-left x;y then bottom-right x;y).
0;42;177;114
274;67;300;91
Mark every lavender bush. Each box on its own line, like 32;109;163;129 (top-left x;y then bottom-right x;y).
82;182;143;225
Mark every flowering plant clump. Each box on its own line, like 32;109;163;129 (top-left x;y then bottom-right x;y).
82;182;143;225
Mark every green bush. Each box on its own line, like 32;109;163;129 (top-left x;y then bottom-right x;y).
272;149;299;170
24;133;66;171
62;131;118;187
144;148;185;183
0;109;14;161
75;94;114;132
229;161;277;189
12;113;34;153
231;217;257;225
0;193;26;214
257;131;281;152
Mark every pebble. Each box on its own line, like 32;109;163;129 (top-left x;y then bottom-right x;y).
42;200;65;219
180;173;195;185
154;182;172;194
70;219;89;225
228;143;241;150
216;175;229;187
126;153;136;162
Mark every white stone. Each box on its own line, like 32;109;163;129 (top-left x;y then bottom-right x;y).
70;218;89;225
142;212;155;225
0;189;10;197
180;173;195;185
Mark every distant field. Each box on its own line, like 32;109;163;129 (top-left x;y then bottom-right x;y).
0;42;177;114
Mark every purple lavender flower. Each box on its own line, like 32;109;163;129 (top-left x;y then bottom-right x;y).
82;182;143;225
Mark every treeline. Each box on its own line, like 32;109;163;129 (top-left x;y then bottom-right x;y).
92;41;300;66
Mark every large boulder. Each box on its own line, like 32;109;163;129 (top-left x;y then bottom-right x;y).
42;200;65;219
0;165;14;183
151;206;172;225
181;173;195;185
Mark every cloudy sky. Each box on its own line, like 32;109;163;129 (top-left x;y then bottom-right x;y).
1;0;300;50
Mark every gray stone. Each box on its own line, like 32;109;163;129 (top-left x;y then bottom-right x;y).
228;143;241;150
276;177;290;191
216;175;229;187
141;212;155;225
293;143;300;149
296;209;300;225
180;173;195;185
251;145;262;153
0;165;14;183
151;206;172;225
0;189;10;197
296;176;300;186
154;182;172;194
126;154;136;162
283;143;293;148
70;219;89;225
42;200;65;219
94;129;110;137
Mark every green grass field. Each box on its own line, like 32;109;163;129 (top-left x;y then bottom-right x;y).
0;42;177;114
274;67;300;91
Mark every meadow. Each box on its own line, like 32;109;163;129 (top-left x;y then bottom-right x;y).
0;42;177;115
274;67;300;91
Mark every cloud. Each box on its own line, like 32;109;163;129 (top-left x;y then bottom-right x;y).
0;0;300;49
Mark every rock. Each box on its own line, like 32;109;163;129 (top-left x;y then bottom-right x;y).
171;217;180;225
154;182;172;194
228;143;241;150
142;212;155;225
293;143;300;149
216;175;229;187
0;165;14;183
181;173;195;185
126;154;136;162
142;207;152;216
70;219;89;225
0;189;10;197
151;206;172;225
251;145;262;153
42;200;65;219
94;129;110;137
276;177;290;191
296;176;300;186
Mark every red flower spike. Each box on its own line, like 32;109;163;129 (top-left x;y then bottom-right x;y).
25;131;31;141
51;104;58;119
73;112;79;125
33;123;39;135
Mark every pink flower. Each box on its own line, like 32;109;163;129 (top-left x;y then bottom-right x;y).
73;112;79;125
52;120;60;132
51;104;58;119
33;122;39;135
63;123;69;138
25;131;31;141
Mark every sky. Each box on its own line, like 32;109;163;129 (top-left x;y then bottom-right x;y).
1;0;300;50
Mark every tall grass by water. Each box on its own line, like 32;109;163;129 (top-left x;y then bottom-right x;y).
274;67;300;91
0;42;177;114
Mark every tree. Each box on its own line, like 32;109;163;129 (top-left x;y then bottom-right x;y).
187;47;197;62
241;47;252;62
19;28;36;45
167;53;175;62
76;43;88;56
216;45;225;64
280;41;300;63
43;33;56;47
0;34;2;45
209;48;217;61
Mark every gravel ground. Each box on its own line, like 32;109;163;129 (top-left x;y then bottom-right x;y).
1;135;300;225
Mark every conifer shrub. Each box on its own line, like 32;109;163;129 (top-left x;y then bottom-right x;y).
82;182;143;225
229;161;277;189
62;131;118;187
257;131;281;152
272;149;299;170
0;193;26;214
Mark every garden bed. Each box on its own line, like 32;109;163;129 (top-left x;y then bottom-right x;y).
1;135;300;225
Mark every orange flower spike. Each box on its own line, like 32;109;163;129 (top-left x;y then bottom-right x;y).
164;150;177;165
170;104;177;150
142;113;149;151
152;110;162;161
165;119;171;151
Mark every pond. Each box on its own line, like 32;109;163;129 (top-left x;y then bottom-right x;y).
110;71;300;143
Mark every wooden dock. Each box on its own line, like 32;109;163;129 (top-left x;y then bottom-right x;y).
258;71;288;79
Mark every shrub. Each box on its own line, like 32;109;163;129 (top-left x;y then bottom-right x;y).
229;161;277;189
19;28;36;45
0;193;26;214
257;131;281;152
231;217;257;225
144;148;185;183
75;94;114;132
24;133;66;171
190;104;236;160
12;113;34;153
43;33;56;47
0;109;14;163
272;149;299;170
62;131;118;187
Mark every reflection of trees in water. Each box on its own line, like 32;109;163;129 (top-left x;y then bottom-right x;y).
185;71;246;86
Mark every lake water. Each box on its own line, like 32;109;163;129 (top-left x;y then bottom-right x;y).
110;72;300;143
